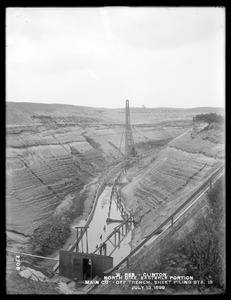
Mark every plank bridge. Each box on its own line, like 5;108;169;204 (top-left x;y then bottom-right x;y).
93;216;133;256
107;169;129;221
60;160;133;261
76;164;133;255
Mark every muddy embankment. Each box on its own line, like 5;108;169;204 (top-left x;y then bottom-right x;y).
6;102;223;255
121;121;225;250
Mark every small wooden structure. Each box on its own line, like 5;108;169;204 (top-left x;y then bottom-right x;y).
59;250;113;281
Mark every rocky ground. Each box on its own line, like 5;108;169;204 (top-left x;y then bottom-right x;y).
6;254;87;294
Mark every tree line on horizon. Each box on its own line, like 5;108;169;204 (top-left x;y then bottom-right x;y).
193;113;224;125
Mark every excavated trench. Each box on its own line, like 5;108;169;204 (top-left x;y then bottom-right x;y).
6;103;224;268
71;185;133;265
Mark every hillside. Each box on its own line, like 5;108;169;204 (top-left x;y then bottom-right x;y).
91;117;225;295
120;120;225;249
6;102;225;294
6;102;223;246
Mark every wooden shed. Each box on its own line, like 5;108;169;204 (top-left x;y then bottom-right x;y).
59;251;113;281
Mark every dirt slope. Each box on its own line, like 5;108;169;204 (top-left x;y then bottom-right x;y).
121;121;225;248
6;102;223;241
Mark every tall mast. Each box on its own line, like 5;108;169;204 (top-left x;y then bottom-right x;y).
125;99;136;162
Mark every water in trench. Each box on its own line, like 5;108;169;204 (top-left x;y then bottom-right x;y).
72;185;132;266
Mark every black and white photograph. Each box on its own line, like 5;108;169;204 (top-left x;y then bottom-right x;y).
6;6;225;295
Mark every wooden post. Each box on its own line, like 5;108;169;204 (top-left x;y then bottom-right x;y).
127;258;129;268
81;228;84;252
114;231;117;245
86;228;88;253
76;229;79;252
109;203;111;216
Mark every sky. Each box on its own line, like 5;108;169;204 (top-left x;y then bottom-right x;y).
6;7;225;108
